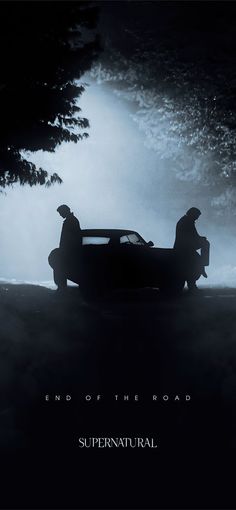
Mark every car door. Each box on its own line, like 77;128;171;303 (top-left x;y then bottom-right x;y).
115;234;151;288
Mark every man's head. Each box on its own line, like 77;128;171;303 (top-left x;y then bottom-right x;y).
186;207;201;221
57;204;71;218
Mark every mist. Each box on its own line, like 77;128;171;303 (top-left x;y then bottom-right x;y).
0;80;235;287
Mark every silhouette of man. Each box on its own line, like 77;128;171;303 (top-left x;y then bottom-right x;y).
50;205;82;290
57;204;81;254
174;207;209;292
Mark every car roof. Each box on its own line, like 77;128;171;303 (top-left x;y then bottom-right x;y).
81;229;139;237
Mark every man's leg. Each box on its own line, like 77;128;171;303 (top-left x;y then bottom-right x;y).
48;248;67;290
187;252;202;292
53;268;67;290
187;278;199;292
201;240;210;267
200;239;210;278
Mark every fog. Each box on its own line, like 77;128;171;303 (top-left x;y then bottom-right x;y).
0;81;236;287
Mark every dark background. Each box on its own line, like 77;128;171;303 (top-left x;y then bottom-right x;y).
1;284;236;508
1;1;236;508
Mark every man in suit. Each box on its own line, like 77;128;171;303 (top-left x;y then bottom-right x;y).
174;207;209;293
57;204;81;254
49;204;82;290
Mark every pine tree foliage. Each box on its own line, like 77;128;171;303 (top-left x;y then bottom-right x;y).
0;1;100;188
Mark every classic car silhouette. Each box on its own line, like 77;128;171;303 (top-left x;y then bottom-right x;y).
49;228;205;296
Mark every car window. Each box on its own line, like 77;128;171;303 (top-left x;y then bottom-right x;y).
120;234;145;245
82;236;110;245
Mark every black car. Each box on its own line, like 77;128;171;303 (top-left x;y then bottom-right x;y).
49;228;204;296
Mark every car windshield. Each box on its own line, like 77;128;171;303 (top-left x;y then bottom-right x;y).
120;233;146;245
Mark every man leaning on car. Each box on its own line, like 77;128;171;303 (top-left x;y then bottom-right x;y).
49;204;82;291
174;207;209;293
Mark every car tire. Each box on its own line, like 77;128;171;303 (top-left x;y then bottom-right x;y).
159;279;185;296
79;278;111;301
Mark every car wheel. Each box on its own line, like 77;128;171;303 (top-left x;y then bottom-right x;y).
79;281;99;300
79;279;112;301
159;279;185;296
172;279;185;294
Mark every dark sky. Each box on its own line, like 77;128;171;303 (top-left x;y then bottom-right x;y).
97;1;236;56
96;1;236;97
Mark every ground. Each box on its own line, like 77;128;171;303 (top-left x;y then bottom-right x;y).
1;283;236;508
